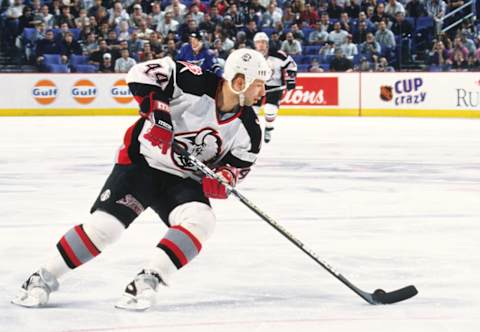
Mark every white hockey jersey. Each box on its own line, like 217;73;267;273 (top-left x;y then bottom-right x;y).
265;49;297;87
119;57;261;179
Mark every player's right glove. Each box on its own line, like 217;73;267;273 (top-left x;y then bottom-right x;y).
285;70;296;91
144;111;174;155
202;166;239;199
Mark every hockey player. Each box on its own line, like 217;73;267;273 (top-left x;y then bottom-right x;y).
177;31;223;77
12;48;271;311
253;32;297;143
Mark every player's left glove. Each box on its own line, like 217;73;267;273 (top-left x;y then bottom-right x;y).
286;70;296;91
144;111;174;154
202;166;239;199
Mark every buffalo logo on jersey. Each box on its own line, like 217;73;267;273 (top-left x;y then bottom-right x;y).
173;128;222;171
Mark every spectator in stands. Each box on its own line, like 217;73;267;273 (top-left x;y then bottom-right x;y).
108;1;129;27
391;12;413;38
89;39;111;64
320;40;336;57
366;6;375;22
83;32;98;55
341;34;358;60
449;37;469;60
97;22;109;40
319;12;334;32
40;5;55;29
50;0;62;18
18;6;37;33
87;0;101;17
128;30;144;55
385;0;405;19
199;13;215;34
289;23;305;42
406;0;426;18
179;18;198;43
339;12;352;33
130;4;147;27
356;11;375;32
245;19;259;42
155;11;177;37
281;6;297;27
148;31;164;55
150;2;163;28
451;49;468;70
165;0;187;17
309;57;324;73
467;54;479;70
328;22;349;47
222;16;237;40
358;56;373;71
116;21;130;41
300;3;319;27
371;3;389;27
99;52;114;72
459;32;476;55
269;31;282;51
94;6;109;26
359;32;381;63
74;9;90;29
375;20;396;49
190;3;204;25
114;48;136;73
136;18;153;40
281;31;302;55
344;0;361;19
55;5;75;28
60;31;81;63
429;40;449;65
35;29;61;65
353;21;369;43
165;38;179;59
309;21;329;45
375;57;395;71
106;29;120;48
138;41;153;60
212;38;229;60
327;0;343;19
330;48;354;71
425;0;447;35
4;0;24;20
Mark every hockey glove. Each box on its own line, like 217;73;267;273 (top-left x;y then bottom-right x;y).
144;111;174;155
285;70;297;91
202;166;239;199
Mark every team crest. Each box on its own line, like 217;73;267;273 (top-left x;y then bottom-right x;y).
173;128;222;171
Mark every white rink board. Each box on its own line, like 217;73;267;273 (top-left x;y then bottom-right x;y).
1;116;480;332
360;72;480;111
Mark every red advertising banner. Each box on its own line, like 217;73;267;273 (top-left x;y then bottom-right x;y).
280;76;339;106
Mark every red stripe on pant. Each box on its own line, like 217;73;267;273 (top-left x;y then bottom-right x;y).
159;238;188;267
116;119;139;165
74;225;100;257
171;225;202;252
59;237;82;267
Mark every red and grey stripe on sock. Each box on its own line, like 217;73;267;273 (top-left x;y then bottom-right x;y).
157;225;202;269
57;225;100;269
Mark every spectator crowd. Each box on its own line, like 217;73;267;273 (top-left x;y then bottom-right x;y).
1;0;479;73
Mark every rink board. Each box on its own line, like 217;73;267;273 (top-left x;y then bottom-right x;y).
0;72;479;117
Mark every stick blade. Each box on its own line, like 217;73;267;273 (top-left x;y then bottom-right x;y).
371;285;418;304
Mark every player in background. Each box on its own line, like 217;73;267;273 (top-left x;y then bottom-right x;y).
12;49;271;311
253;32;297;143
177;31;223;77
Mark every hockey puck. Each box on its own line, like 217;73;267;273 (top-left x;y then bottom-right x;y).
373;289;386;296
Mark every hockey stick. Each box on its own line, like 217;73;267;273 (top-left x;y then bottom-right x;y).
172;142;418;305
265;85;286;93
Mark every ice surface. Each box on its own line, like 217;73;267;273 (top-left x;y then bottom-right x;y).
1;116;479;332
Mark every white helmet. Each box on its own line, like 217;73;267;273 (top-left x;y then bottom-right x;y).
253;32;269;42
223;48;271;95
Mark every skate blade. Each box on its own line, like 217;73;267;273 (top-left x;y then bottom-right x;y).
115;297;151;312
11;293;46;308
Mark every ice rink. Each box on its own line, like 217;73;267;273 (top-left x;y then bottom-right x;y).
1;116;479;332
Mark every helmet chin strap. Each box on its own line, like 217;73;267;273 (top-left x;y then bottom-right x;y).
227;80;248;107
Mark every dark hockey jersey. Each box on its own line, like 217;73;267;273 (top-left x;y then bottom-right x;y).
119;57;261;180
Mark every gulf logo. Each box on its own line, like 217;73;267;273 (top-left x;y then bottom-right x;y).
72;79;97;104
111;79;133;104
32;80;57;105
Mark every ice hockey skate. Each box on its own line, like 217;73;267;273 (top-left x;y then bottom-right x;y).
11;268;59;308
115;269;164;311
